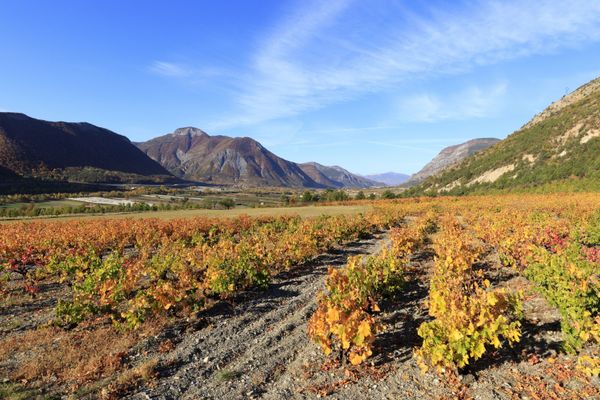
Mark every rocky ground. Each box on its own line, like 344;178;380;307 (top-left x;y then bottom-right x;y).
1;229;599;399
124;232;599;400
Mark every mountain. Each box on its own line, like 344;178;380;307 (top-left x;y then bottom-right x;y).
298;162;383;188
364;172;410;186
407;138;501;184
0;164;19;179
407;76;600;195
136;127;322;188
0;112;175;184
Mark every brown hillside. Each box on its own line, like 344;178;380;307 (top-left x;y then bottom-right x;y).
136;127;323;187
0;112;174;183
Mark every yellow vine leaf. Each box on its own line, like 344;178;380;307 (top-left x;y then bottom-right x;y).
326;307;340;325
349;352;367;365
449;329;463;341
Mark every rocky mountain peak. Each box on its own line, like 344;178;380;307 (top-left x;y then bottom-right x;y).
173;127;209;137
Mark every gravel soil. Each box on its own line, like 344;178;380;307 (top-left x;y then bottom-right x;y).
126;232;600;400
127;232;392;400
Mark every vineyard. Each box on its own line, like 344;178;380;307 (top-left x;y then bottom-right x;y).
1;194;599;399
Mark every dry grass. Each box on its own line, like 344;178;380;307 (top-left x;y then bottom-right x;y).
0;318;164;395
1;204;371;223
99;358;159;400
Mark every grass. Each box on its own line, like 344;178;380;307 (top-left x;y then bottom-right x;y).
0;318;165;398
0;200;82;209
0;383;41;400
217;370;242;382
1;204;372;223
139;190;290;208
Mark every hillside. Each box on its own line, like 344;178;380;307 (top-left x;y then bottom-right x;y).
298;162;382;188
364;172;410;186
136;128;322;188
407;138;500;184
406;77;600;195
0;112;175;184
0;164;19;179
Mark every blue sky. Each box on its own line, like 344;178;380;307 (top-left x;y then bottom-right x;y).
1;0;600;174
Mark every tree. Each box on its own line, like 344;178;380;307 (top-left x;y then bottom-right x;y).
355;191;366;200
218;198;235;209
301;191;314;202
381;190;396;199
321;190;349;202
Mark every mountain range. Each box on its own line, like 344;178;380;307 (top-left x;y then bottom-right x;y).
364;172;410;186
3;74;600;194
298;162;383;188
134;128;380;188
0;115;384;190
135;127;320;188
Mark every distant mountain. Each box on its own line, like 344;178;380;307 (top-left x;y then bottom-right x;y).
364;172;410;186
298;162;382;188
0;112;175;184
407;138;500;184
407;76;600;195
136;127;322;188
296;162;341;188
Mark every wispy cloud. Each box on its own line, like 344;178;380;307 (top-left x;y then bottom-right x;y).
149;61;192;78
217;0;600;128
148;60;236;92
396;82;508;122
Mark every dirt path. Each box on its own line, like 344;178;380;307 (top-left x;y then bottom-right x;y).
127;231;392;400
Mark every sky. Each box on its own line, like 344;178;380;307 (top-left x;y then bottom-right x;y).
1;0;600;175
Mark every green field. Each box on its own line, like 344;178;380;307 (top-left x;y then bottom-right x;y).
1;204;372;223
0;200;83;209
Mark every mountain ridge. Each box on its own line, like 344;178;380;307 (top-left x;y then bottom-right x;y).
136;128;323;188
364;172;410;186
137;128;385;189
298;162;383;188
406;76;600;195
0;112;175;184
407;138;501;184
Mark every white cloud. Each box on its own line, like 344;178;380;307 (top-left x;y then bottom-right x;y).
149;61;235;91
218;0;600;128
149;61;192;78
396;82;508;122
